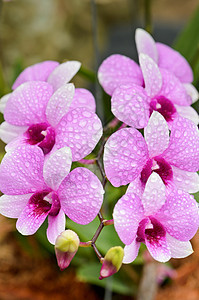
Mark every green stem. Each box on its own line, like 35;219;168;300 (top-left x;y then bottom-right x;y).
144;0;152;34
78;66;96;82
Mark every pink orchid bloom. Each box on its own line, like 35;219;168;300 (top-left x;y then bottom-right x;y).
113;172;199;263
104;111;199;193
0;145;104;244
0;82;102;161
111;53;198;128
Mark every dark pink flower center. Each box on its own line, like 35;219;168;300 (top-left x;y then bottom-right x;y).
29;191;61;217
150;96;177;122
136;217;166;246
140;156;173;186
25;123;55;154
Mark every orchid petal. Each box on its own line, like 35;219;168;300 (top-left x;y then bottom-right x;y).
171;166;199;193
139;53;162;97
69;88;96;113
184;83;199;104
175;105;199;126
47;210;66;245
166;234;193;258
43;147;72;191
98;54;143;96
135;28;158;63
111;84;150;128
58;167;104;224
123;240;140;263
47;61;81;91
156;43;193;83
156;189;199;241
0;145;45;195
113;192;144;245
0;122;27;144
0;93;10;113
0;194;33;218
56;107;102;161
104;128;149;187
142;173;166;216
12;61;59;90
46;83;75;127
4;81;53;126
144;111;169;157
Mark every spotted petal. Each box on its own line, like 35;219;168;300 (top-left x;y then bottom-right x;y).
47;61;81;91
58;167;104;224
0;145;45;195
175;105;199;126
135;28;158;63
142;173;166;216
43;147;72;191
47;210;66;245
184;83;199;104
144;111;169;157
0;194;33;218
158;69;191;106
12;61;59;90
166;234;193;258
69;88;96;113
113;192;144;245
0;93;10;113
111;84;150;128
98;54;143;96
171;166;199;193
56;107;102;161
156;43;193;83
139;53;162;98
123;240;141;263
155;189;199;241
104;128;149;187
4;81;53;126
0;122;27;144
162;116;199;172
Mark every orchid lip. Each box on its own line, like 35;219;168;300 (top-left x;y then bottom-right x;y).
150;96;177;122
141;156;173;186
25;122;55;154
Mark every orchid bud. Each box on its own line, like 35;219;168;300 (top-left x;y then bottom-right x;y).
55;230;80;271
99;246;124;280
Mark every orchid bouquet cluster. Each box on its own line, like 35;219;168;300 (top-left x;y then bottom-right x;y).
0;28;199;281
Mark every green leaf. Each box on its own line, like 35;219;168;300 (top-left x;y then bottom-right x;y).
77;262;135;295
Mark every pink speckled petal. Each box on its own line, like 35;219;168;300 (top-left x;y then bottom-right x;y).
16;200;50;235
171;166;199;193
12;61;59;90
5;134;27;152
46;83;75;127
0;194;33;218
43;147;72;191
175;105;199;125
4;81;53;126
98;54;143;96
123;240;140;263
58;167;104;224
155;189;199;241
47;61;81;91
126;177;144;198
184;83;199;104
158;69;191;106
139;53;162;97
146;230;171;263
47;210;66;245
111;84;150;128
144;111;169;157
0;122;27;144
135;28;158;63
166;234;193;258
113;192;144;245
0;145;45;195
69;88;96;113
142;173;166;215
104;128;149;187
0;93;10;113
157;43;193;83
56;107;102;161
162;116;199;172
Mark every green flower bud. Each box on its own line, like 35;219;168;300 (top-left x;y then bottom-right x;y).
99;246;124;280
55;230;80;271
